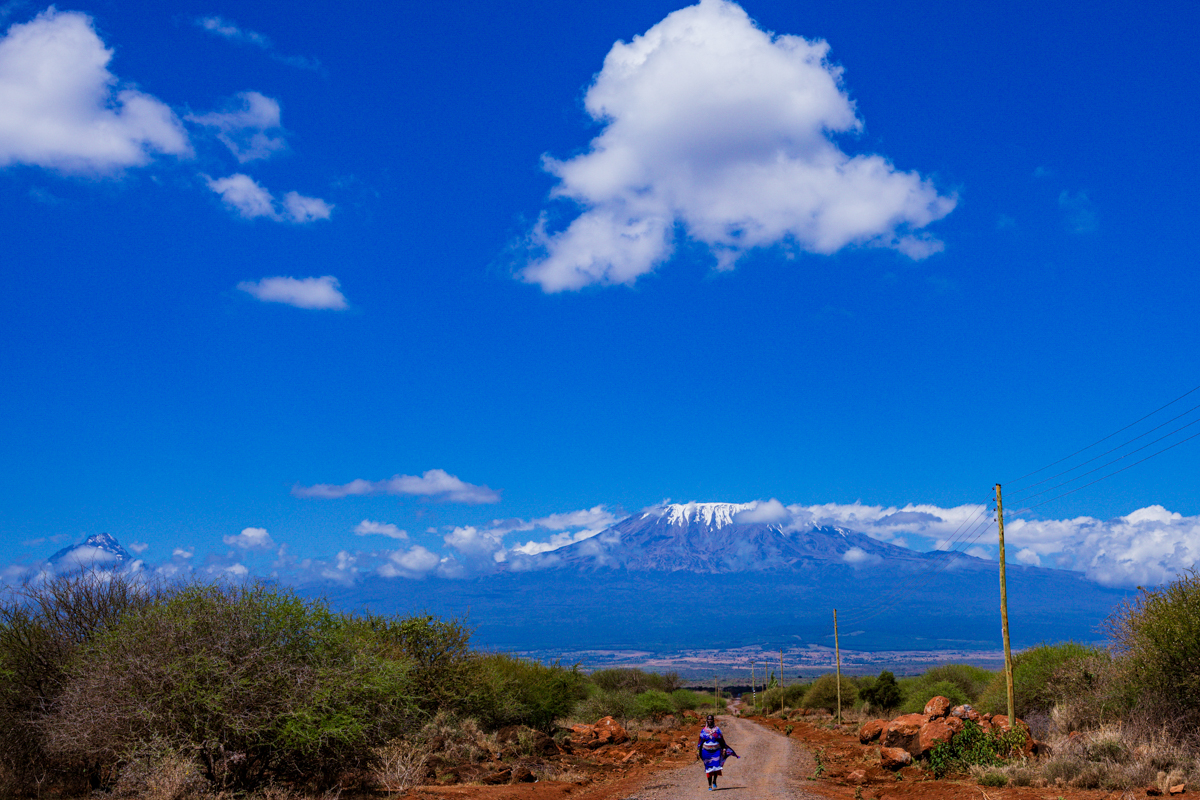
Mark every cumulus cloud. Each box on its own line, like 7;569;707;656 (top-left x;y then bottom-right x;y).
0;9;190;173
206;173;332;223
734;499;790;524
128;541;149;554
237;275;347;310
187;91;286;162
354;520;408;540
223;527;275;550
194;16;320;71
377;545;440;579
293;469;502;504
519;0;955;292
842;546;880;566
1059;190;1098;233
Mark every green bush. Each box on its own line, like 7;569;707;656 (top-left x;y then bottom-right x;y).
977;642;1102;716
898;679;970;714
1106;569;1200;739
473;653;589;732
758;686;785;713
670;689;705;711
801;674;858;713
927;720;1028;778
44;582;420;791
588;668;680;694
923;664;994;700
860;670;902;711
631;689;676;719
574;689;636;722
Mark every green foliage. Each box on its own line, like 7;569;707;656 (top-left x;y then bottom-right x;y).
758;686;785;713
927;721;1028;778
1106;569;1200;736
922;664;994;700
977;642;1102;716
588;668;680;694
859;670;902;711
473;653;589;732
631;689;676;719
977;770;1009;787
801;674;858;713
898;680;970;714
670;689;705;711
574;689;635;721
46;582;420;790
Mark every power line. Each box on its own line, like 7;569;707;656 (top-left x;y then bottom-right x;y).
1007;400;1200;496
1006;383;1200;487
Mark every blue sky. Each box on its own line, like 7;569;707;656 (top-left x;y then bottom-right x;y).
2;0;1199;589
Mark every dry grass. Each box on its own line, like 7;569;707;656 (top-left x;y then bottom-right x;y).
111;746;207;800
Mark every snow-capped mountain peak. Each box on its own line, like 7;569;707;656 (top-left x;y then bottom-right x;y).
653;502;756;528
49;532;131;569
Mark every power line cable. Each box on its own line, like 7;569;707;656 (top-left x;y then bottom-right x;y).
1009;415;1200;505
1008;400;1200;496
1006;383;1200;487
1024;429;1200;511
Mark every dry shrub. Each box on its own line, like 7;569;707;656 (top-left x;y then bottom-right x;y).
373;738;431;793
533;764;588;783
111;744;207;800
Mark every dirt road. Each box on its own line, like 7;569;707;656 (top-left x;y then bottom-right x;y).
620;716;820;800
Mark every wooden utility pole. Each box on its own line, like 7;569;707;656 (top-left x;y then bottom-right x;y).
751;661;757;707
996;483;1016;725
834;609;842;725
779;649;785;689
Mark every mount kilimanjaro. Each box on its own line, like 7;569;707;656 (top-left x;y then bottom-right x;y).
327;502;1131;652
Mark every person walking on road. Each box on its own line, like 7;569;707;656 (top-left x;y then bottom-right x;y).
697;714;738;790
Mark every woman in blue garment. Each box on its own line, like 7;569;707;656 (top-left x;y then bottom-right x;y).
697;714;737;790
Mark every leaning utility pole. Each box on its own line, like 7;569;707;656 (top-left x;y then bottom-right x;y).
996;483;1016;725
834;609;843;725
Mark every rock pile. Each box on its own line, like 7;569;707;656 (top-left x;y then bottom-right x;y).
859;696;1038;770
568;716;629;750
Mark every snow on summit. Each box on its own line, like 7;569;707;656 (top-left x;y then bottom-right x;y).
659;502;755;528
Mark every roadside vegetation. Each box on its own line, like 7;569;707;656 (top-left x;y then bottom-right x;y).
738;568;1200;791
0;572;723;799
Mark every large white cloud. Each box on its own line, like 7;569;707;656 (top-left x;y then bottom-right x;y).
293;468;502;504
0;9;190;172
222;526;275;550
238;275;347;310
519;0;955;292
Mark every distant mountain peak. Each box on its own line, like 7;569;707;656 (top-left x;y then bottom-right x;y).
648;502;756;528
49;532;131;569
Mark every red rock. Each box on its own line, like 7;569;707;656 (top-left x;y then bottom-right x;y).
918;719;955;755
593;716;628;747
859;719;887;744
847;769;867;784
880;747;913;770
944;716;964;735
1169;784;1185;795
992;716;1035;757
923;696;952;718
512;766;536;783
882;714;929;755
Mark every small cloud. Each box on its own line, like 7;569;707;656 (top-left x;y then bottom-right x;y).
293;468;501;504
194;16;320;71
237;275;347;310
996;214;1016;230
734;499;791;524
842;546;880;566
128;541;149;554
377;545;440;579
223;527;275;550
1059;190;1098;233
173;547;194;559
187;91;286;163
354;520;408;540
1014;547;1040;566
225;563;249;577
205;173;332;223
1033;166;1052;178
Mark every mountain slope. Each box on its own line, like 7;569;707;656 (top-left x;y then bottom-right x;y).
49;532;131;569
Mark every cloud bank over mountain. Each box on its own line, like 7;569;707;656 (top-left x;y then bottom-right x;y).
12;499;1200;591
519;0;955;291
